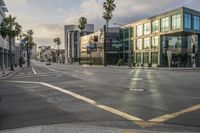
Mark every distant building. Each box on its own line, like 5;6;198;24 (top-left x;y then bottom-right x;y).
64;24;94;64
80;27;120;65
120;7;200;67
31;43;37;59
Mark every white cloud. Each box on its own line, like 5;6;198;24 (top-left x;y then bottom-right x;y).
5;0;200;48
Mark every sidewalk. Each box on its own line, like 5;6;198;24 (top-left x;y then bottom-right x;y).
0;66;21;79
66;64;200;71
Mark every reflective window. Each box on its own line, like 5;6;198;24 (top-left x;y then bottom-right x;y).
144;37;150;49
172;14;181;29
184;13;192;29
144;23;150;35
136;25;143;36
152;20;159;33
152;36;159;48
143;52;149;64
130;27;134;37
136;39;142;50
161;17;169;31
194;16;200;30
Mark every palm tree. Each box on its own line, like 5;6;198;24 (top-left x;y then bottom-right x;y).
78;17;87;36
53;37;61;63
24;29;34;67
102;0;116;66
0;15;22;70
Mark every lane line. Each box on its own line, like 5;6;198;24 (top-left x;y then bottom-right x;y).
148;104;200;123
32;67;37;75
4;80;200;128
5;80;146;127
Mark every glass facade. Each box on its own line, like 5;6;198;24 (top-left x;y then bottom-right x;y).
136;39;142;50
136;25;143;36
130;27;134;37
152;36;159;48
143;52;149;64
144;23;151;35
144;37;150;49
172;14;181;29
152;20;159;33
184;13;192;29
136;53;142;64
152;52;158;64
194;15;200;30
161;17;169;31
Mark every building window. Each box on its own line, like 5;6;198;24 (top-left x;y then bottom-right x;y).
194;16;200;30
172;14;181;29
136;39;142;50
136;25;143;36
124;28;129;39
144;23;150;35
125;41;129;51
136;53;142;64
184;13;192;29
161;17;169;32
144;37;150;49
152;20;159;33
151;52;158;64
143;52;149;64
152;36;159;48
130;27;134;37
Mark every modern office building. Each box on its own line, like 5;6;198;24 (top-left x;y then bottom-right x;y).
80;27;121;65
120;7;200;67
0;0;15;71
64;24;94;64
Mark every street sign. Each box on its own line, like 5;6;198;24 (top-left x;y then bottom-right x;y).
167;50;172;68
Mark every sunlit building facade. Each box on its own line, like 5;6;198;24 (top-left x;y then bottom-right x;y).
64;24;94;64
80;27;120;65
120;7;200;67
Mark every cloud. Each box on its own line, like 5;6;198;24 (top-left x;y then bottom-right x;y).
5;0;200;48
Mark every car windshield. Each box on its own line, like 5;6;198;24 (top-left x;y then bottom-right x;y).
0;0;200;133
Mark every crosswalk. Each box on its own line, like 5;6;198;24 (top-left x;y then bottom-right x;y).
10;67;64;79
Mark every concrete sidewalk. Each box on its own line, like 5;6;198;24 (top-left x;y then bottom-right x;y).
65;63;200;71
0;67;21;79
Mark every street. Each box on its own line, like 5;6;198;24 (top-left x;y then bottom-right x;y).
0;60;200;132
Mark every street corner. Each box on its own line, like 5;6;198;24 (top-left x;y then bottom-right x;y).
0;67;22;80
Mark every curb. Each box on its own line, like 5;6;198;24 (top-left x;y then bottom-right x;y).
0;68;22;80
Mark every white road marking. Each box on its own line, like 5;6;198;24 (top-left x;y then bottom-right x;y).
5;80;146;127
132;78;143;81
47;68;58;72
32;67;37;75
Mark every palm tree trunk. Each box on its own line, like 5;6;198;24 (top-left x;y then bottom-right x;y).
9;37;14;70
104;20;109;67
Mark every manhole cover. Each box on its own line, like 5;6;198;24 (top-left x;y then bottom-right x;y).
129;88;144;92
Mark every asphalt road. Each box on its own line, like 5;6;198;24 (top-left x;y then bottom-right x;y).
0;60;200;132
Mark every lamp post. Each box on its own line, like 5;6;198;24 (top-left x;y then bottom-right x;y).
113;23;132;68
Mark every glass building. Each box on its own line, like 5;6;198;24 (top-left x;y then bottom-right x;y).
120;7;200;67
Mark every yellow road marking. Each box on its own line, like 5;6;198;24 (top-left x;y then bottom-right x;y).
149;104;200;123
5;80;147;127
4;80;200;128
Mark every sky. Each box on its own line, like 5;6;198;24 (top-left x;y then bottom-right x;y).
4;0;200;48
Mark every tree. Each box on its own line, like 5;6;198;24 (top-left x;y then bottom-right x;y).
78;17;87;36
0;15;22;70
102;0;116;66
24;29;34;67
53;37;61;63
